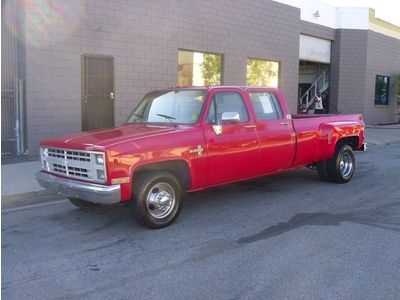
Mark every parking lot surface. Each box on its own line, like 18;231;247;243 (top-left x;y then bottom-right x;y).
2;143;400;299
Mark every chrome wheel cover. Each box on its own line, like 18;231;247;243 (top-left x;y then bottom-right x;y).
340;152;353;178
146;182;176;219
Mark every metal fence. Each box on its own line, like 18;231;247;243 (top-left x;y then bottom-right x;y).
1;79;24;156
2;0;25;157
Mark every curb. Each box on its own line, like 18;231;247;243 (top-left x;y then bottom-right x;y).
366;124;400;129
1;190;66;209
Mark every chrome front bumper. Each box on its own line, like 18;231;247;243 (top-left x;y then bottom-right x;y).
36;172;121;204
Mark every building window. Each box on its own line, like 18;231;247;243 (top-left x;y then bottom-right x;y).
178;50;222;86
375;75;390;105
247;59;279;87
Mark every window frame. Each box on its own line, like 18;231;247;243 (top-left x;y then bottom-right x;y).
374;75;390;106
205;91;250;124
178;49;224;87
246;57;280;88
248;91;284;121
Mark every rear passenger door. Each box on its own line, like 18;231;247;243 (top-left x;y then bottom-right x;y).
249;90;295;173
203;89;259;185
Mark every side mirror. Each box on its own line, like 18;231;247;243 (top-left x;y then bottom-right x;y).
212;112;240;136
221;112;240;123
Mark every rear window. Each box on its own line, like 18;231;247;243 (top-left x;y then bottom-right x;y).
249;92;283;120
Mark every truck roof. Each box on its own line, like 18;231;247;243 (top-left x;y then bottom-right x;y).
150;86;280;93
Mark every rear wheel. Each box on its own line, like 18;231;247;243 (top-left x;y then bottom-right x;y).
69;197;98;208
327;144;355;183
130;171;182;229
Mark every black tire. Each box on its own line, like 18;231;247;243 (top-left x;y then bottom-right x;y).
130;171;182;229
327;144;355;183
69;197;98;208
316;160;330;181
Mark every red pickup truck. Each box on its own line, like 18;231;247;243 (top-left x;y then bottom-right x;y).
37;86;366;228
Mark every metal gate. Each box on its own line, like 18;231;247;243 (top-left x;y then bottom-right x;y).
2;1;25;157
81;54;115;131
1;79;24;156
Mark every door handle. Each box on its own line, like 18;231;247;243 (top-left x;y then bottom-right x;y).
279;122;289;126
244;125;256;129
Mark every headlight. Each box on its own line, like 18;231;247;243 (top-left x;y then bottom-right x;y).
97;170;105;181
40;147;50;171
94;153;106;182
41;147;49;157
95;154;104;165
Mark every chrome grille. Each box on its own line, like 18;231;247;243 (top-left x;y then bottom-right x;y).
41;147;106;183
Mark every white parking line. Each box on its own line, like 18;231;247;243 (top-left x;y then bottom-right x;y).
2;199;69;214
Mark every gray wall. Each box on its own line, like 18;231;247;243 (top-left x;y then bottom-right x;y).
330;29;400;124
364;31;400;124
330;29;369;116
23;0;300;154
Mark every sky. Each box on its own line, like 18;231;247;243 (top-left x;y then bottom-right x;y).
322;0;400;26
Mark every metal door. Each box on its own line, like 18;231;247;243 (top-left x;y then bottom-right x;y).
82;54;114;131
1;79;24;156
2;0;25;157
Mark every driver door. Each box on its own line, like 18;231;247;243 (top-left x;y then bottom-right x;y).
203;89;260;186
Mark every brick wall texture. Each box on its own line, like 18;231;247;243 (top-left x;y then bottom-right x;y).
331;29;400;124
364;31;400;124
23;0;300;153
21;0;400;153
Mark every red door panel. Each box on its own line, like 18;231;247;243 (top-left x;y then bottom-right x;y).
247;90;295;173
204;124;259;185
203;89;260;185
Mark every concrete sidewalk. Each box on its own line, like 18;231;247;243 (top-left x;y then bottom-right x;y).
1;125;399;208
365;124;400;146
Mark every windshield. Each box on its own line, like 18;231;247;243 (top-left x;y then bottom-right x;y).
127;90;206;125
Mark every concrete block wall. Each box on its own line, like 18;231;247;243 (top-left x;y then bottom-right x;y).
330;29;369;116
364;31;400;124
23;0;300;154
330;29;400;124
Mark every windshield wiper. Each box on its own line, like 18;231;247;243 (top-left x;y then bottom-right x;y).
156;114;177;126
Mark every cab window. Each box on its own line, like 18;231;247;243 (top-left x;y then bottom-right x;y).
249;92;283;120
206;92;249;124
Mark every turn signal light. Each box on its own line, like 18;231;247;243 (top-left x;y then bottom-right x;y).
111;177;130;184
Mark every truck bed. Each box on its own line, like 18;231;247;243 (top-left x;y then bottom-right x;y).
291;114;364;167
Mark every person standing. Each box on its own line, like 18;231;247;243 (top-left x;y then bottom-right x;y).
314;92;324;114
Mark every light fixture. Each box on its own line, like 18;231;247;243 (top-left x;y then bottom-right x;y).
95;154;104;165
313;10;320;18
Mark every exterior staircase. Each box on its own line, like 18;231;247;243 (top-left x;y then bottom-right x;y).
298;69;329;113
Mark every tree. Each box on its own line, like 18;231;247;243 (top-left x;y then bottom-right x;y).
394;74;400;95
201;53;222;85
247;60;278;86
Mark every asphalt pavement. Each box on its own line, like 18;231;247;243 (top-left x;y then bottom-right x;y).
2;142;400;299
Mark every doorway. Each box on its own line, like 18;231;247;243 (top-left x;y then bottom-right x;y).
81;54;114;131
298;60;330;113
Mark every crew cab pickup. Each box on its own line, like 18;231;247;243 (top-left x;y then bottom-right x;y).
37;86;366;228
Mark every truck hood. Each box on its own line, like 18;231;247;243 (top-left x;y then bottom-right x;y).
40;124;177;150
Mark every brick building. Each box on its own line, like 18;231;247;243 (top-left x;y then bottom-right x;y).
2;0;400;157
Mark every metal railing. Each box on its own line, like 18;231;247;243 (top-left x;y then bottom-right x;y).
299;69;329;111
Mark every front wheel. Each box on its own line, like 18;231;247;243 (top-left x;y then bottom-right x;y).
327;144;355;183
130;171;182;229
